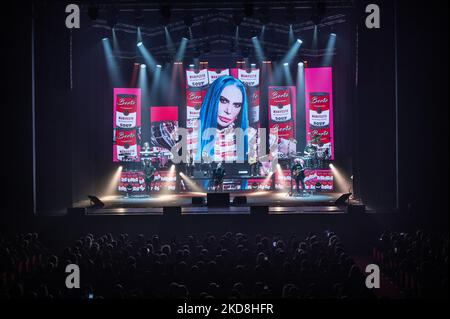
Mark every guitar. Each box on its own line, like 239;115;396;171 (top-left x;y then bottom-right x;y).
292;166;305;178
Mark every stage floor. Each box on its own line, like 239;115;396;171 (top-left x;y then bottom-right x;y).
74;192;352;215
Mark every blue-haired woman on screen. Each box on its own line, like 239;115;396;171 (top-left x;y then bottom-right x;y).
196;76;256;163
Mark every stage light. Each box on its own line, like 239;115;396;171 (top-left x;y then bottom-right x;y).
103;165;123;197
259;25;266;42
189;64;195;68
138;61;148;104
156;64;162;68
322;33;337;66
252;36;257;40
164;26;176;56
297;39;303;44
284;63;289;66
312;25;318;51
137;42;158;69
288;24;295;46
111;28;121;52
251;63;256;68
251;36;265;63
179;172;203;192
329;163;352;193
296;61;305;110
175;37;189;62
102;37;123;86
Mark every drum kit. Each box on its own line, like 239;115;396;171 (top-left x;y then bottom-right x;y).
140;149;170;168
292;149;329;170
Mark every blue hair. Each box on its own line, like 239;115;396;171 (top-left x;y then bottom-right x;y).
196;76;249;162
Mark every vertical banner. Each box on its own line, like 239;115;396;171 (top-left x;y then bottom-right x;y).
150;106;179;158
268;86;297;159
113;88;141;162
186;69;209;158
305;67;335;159
236;68;260;128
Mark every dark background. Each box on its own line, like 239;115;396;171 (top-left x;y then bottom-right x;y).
1;0;448;232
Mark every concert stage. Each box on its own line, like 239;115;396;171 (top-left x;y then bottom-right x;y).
73;192;354;216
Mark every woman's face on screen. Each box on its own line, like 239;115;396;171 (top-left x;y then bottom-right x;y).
217;85;243;128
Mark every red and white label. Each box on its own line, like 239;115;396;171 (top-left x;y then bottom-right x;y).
186;89;204;120
115;94;137;128
270;104;292;123
115;130;138;161
309;93;330;127
238;68;260;87
186;69;209;88
208;69;230;84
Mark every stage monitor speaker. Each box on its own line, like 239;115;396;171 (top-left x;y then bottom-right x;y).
347;204;366;214
250;206;269;215
67;207;87;217
163;206;182;216
207;193;230;207
192;197;205;205
233;196;247;205
87;195;105;208
335;193;352;206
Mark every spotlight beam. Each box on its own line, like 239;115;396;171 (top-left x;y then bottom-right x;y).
179;172;203;192
175;37;188;62
102;38;124;87
251;36;265;63
322;33;337;66
137;43;157;69
273;39;303;83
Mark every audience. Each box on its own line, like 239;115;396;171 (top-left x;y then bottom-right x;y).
0;231;379;299
375;230;448;298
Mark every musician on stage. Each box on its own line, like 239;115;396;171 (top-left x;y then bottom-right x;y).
304;142;317;156
248;143;260;177
201;151;212;177
291;158;306;194
212;162;226;192
143;159;156;194
142;142;151;152
185;153;195;177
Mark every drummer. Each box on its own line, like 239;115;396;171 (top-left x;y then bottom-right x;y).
304;142;317;157
303;142;318;169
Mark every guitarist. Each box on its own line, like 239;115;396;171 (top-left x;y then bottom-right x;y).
212;162;226;192
143;159;156;195
291;158;306;194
